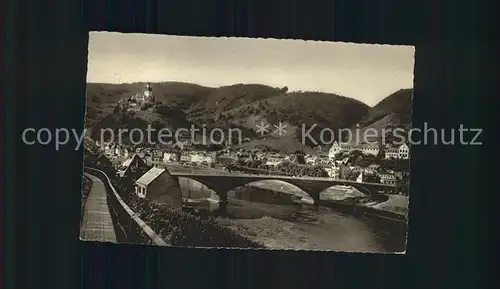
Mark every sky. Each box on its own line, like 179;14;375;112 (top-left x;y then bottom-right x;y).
87;32;415;106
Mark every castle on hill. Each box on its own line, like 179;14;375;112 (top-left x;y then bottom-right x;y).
130;83;155;107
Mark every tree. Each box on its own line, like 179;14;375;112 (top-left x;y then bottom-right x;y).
334;152;346;159
343;168;359;181
396;175;410;195
349;150;363;158
364;173;381;183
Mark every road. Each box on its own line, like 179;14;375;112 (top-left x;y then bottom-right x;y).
79;173;118;243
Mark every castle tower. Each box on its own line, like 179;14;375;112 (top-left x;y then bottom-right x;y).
144;83;154;102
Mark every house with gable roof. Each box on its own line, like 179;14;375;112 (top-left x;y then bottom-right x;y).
117;153;149;179
135;166;182;208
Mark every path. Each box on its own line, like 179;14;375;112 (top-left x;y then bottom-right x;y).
80;173;117;243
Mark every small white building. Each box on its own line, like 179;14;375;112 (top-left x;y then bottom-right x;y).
305;155;318;165
385;148;400;159
163;152;175;163
336;157;350;165
364;164;381;174
104;144;113;156
328;141;343;159
379;173;397;185
317;155;332;165
359;144;380;156
398;143;410;159
328;141;380;159
356;171;364;183
325;165;342;179
117;154;148;178
265;155;284;167
179;151;192;163
135;167;182;208
190;152;216;165
384;143;410;160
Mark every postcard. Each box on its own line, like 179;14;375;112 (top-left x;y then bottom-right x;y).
80;32;414;253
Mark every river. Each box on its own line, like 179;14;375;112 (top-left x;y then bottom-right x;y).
185;191;407;253
172;164;407;253
214;199;406;253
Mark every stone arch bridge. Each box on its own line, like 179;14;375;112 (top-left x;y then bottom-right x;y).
169;172;396;212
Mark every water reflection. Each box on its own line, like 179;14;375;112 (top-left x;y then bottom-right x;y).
178;179;406;252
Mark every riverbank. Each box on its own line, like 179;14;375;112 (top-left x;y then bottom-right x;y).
215;200;406;252
246;182;409;219
363;195;409;217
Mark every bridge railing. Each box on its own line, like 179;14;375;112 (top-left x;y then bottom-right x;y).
84;167;167;246
226;164;294;176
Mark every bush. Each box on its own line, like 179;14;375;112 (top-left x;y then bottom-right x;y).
111;177;263;248
275;161;328;177
81;176;92;223
86;156;264;248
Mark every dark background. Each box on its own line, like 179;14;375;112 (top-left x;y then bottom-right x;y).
3;0;493;288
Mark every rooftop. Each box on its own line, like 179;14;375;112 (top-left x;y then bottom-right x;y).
135;167;166;186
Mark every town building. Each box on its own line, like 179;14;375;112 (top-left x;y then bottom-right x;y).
163;151;176;163
135;167;182;208
328;141;380;159
364;164;381;174
191;151;216;165
218;151;238;164
95;153;113;169
316;155;332;165
335;157;350;166
114;146;123;157
379;173;397;185
384;143;410;159
398;143;410;159
117;154;149;178
265;155;284;167
104;144;113;157
179;151;192;163
324;164;342;179
356;171;364;183
284;154;298;163
305;155;319;166
384;148;400;159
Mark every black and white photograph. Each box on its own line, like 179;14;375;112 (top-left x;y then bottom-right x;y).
80;32;414;253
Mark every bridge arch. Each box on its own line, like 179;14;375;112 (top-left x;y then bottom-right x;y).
174;176;316;204
168;172;397;210
324;184;372;196
317;184;372;201
232;179;315;203
176;177;219;201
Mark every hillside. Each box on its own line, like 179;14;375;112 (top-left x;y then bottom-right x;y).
187;84;286;118
84;82;398;152
360;89;413;127
350;89;413;143
88;106;213;147
224;91;369;151
85;82;215;128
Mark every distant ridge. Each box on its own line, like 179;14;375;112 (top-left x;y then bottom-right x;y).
85;82;412;152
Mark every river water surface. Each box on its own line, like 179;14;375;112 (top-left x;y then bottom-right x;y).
173;167;407;253
212;199;407;253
